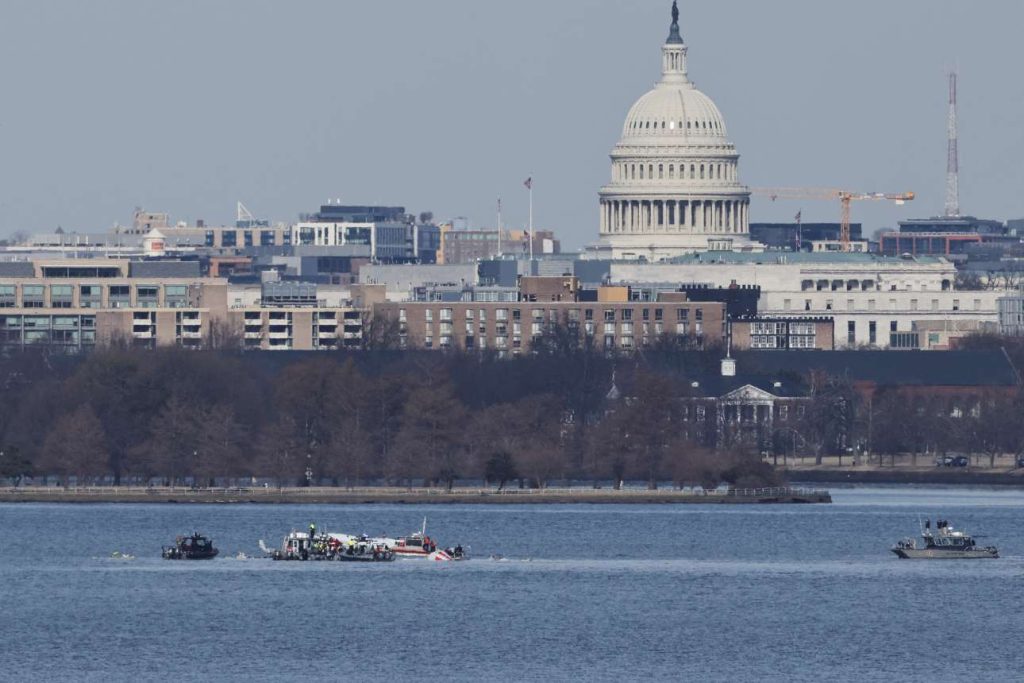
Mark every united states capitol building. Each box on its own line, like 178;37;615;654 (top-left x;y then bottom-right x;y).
590;3;759;260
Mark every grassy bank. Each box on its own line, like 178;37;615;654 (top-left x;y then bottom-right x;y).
0;485;831;505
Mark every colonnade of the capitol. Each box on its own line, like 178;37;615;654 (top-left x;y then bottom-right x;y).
599;198;748;234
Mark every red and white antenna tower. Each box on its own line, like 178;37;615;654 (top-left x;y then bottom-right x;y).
944;71;960;217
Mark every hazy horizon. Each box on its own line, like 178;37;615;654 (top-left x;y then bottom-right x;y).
1;0;1022;248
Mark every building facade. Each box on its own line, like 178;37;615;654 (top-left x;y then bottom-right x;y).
375;298;726;355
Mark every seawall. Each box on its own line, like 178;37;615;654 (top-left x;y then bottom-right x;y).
0;485;831;505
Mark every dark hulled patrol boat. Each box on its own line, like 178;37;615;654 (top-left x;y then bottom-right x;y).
162;532;219;560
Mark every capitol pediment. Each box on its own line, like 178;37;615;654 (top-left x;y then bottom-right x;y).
721;384;778;402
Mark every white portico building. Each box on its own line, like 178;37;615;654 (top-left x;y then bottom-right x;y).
592;3;759;260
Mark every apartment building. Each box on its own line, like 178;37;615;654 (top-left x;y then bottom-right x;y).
374;298;726;355
0;258;379;352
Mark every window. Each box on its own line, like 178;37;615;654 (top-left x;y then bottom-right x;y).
869;321;876;345
22;285;45;308
847;320;856;345
165;285;188;308
677;308;688;321
136;285;159;308
110;286;130;308
890;320;898;333
0;285;15;307
50;285;73;308
654;308;663;321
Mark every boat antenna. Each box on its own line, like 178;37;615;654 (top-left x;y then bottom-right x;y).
422;517;427;537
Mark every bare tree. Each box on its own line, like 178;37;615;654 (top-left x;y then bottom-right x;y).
38;405;108;484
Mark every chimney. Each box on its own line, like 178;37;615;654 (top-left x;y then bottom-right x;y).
721;357;736;377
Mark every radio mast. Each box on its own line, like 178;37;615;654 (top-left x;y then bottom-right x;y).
944;71;960;218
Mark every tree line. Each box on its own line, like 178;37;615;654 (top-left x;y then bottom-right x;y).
1;336;1022;488
0;345;777;489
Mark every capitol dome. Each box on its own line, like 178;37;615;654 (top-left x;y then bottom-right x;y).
594;2;758;259
621;86;729;142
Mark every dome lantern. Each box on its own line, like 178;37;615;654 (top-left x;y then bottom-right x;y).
662;1;688;84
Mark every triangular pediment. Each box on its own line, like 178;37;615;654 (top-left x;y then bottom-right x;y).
721;384;777;401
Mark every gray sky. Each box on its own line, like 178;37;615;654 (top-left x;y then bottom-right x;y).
1;0;1022;248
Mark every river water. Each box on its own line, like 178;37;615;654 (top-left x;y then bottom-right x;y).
1;487;1022;682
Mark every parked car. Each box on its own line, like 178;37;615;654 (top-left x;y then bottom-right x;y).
1017;455;1024;469
935;455;969;467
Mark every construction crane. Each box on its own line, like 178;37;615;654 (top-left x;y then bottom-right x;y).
752;187;915;251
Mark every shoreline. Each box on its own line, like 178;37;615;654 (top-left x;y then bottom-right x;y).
0;485;831;505
785;467;1024;487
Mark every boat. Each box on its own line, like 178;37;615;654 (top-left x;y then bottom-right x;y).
259;528;395;562
891;519;998;559
380;518;467;561
162;532;219;560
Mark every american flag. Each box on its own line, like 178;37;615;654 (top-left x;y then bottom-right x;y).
794;210;802;222
523;177;532;190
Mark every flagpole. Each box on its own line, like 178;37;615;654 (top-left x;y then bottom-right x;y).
497;197;502;257
528;181;534;262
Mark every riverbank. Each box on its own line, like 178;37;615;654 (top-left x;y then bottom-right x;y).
0;485;831;505
786;466;1024;487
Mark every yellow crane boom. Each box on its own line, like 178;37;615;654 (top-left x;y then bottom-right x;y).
753;187;915;251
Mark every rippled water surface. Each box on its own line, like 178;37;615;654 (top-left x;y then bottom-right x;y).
2;486;1023;682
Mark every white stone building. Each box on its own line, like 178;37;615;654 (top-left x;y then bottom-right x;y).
611;253;1003;348
591;3;758;260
